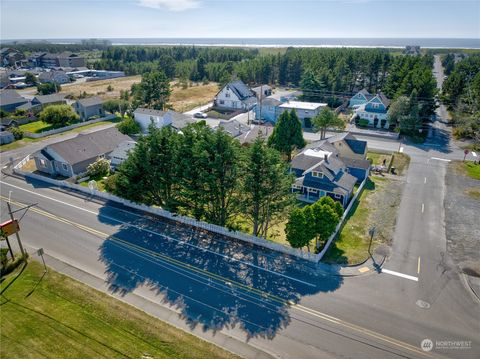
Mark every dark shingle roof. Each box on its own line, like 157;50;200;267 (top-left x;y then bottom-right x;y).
261;97;282;107
345;138;367;155
134;108;164;116
32;93;66;105
341;157;371;170
377;92;390;107
77;96;103;108
46;127;130;166
225;80;255;100
0;90;28;107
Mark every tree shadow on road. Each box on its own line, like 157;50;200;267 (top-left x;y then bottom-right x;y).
96;204;343;340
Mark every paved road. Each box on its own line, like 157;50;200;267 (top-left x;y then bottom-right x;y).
1;71;478;358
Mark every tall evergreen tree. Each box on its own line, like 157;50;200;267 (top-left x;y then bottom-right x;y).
133;70;171;110
243;136;294;238
112;125;179;210
268;110;305;161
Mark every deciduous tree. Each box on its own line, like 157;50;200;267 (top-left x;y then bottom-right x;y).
312;107;345;139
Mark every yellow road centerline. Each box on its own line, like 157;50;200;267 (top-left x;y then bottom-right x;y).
1;195;434;357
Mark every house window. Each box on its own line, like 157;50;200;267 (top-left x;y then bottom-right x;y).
225;93;230;98
312;171;323;178
334;194;341;199
62;163;68;171
308;188;318;194
39;159;47;167
219;100;225;105
292;184;302;190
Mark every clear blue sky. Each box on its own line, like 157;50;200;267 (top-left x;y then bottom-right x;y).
1;0;479;39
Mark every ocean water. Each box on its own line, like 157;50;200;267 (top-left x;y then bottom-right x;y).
7;38;480;49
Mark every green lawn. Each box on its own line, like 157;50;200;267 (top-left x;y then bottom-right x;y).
322;178;385;265
464;162;480;180
367;151;392;167
0;261;240;359
19;120;56;133
79;175;108;192
1;118;120;153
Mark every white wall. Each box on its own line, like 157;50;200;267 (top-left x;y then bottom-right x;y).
134;112;171;132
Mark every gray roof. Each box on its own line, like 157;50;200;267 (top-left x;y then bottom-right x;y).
32;93;66;105
357;88;374;101
325;132;367;155
167;110;196;130
44;127;131;166
261;97;282;107
341;157;371;170
218;119;250;138
223;80;255;100
134;108;164;116
238;124;274;145
0;90;28;108
77;96;103;108
377;92;391;107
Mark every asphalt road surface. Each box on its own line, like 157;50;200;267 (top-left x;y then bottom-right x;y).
0;65;478;359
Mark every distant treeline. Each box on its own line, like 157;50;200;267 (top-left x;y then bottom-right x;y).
7;43;110;53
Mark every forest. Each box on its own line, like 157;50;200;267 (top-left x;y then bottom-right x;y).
442;54;480;142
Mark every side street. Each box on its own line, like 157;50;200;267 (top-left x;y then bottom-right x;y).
1;43;479;359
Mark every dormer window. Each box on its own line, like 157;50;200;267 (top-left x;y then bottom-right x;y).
312;171;323;178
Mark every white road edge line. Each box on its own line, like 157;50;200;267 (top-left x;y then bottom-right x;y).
421;203;424;213
381;269;418;282
430;157;451;162
0;180;316;288
424;177;427;184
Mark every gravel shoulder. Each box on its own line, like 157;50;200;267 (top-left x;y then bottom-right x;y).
445;161;480;277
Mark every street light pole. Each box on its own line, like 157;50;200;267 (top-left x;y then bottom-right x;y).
6;201;25;257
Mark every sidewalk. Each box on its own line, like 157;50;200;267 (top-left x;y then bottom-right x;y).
319;252;386;277
346;124;400;140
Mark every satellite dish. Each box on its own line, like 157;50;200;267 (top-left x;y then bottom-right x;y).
88;180;97;191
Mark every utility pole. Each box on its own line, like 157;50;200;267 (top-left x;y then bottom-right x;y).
6;202;25;256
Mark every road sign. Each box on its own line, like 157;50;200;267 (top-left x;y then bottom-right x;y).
0;219;20;237
37;248;44;256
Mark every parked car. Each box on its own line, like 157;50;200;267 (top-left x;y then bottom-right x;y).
193;112;207;119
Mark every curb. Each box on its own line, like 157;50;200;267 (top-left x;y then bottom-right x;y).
462;273;480;304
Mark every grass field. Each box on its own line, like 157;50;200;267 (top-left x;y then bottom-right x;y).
323;176;405;265
19;120;55;133
463;162;480;180
60;76;218;112
0;119;119;153
367;151;392;167
0;261;240;359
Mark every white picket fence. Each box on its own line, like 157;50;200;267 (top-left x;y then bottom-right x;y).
14;155;367;263
14;161;319;262
23;114;117;139
316;177;368;261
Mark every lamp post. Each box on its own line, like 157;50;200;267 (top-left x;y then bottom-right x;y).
368;226;376;256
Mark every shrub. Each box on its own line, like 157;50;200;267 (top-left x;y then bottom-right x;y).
106;85;114;92
39;105;79;127
86;158;111;178
37;82;60;95
358;119;370;127
10;127;24;140
117;116;141;135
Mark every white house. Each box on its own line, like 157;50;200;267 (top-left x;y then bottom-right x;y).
277;101;327;128
109;140;137;168
352;93;391;129
214;80;257;111
133;108;195;133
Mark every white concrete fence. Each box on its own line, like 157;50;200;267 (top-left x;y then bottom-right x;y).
14;156;366;264
23;114;117;139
